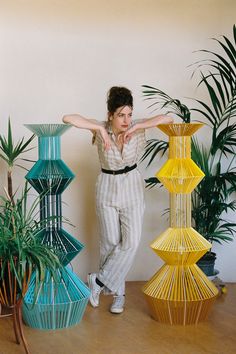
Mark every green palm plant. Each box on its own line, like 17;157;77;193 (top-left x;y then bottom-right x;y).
0;118;35;204
141;25;236;248
191;140;236;245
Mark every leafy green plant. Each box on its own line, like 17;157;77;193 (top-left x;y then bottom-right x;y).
141;25;236;246
0;183;62;302
0;118;35;204
0;120;63;305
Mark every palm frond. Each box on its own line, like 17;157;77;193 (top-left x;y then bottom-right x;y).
144;177;162;189
213;36;236;70
211;123;236;155
0;118;35;167
199;73;223;122
140;139;169;167
142;85;191;122
191;139;210;175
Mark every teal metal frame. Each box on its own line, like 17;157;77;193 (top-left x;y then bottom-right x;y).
22;124;90;330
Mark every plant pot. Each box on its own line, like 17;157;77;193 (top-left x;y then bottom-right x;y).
0;259;31;307
197;252;217;276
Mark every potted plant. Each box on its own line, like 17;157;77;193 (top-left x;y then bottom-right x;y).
141;25;236;276
0;183;62;307
0;119;63;353
0;118;35;204
0;118;35;309
0;118;64;302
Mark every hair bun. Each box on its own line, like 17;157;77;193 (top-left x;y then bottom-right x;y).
107;86;133;114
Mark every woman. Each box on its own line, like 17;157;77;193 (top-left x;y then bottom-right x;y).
63;86;173;314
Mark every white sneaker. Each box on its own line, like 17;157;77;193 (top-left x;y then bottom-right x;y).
110;295;125;314
87;273;103;307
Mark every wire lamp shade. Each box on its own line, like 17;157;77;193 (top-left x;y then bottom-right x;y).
23;267;90;330
22;124;90;330
142;124;218;325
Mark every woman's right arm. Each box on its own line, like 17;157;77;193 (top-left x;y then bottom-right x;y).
62;114;111;150
63;114;103;131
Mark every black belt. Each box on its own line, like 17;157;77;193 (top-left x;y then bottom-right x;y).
101;164;137;175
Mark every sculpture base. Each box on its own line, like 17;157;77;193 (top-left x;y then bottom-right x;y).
143;295;217;325
142;264;218;325
23;267;90;330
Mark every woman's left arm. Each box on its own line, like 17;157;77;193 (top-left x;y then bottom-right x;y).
135;115;173;130
123;115;173;142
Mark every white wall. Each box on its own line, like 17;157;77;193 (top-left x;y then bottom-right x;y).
0;0;235;282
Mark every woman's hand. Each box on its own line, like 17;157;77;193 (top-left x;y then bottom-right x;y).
122;124;139;144
99;126;112;151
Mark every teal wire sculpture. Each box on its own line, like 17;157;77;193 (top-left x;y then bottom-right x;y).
22;124;90;330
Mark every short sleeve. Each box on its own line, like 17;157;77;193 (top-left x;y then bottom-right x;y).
92;121;106;146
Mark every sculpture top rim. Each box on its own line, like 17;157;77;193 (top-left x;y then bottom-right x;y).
24;124;72;137
157;123;204;136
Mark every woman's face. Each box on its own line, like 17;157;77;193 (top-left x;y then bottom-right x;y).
110;105;133;135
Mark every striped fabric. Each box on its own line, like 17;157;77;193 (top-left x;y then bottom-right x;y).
93;120;146;170
93;120;146;294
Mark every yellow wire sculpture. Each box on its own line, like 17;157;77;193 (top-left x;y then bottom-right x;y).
143;123;218;325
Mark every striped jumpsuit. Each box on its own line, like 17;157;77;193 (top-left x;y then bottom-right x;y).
94;120;146;295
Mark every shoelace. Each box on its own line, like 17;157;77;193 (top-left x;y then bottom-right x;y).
112;295;125;307
94;284;102;295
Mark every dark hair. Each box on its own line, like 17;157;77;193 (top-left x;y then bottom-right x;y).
107;86;133;114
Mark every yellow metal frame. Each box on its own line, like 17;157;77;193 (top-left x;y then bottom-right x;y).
143;124;218;325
